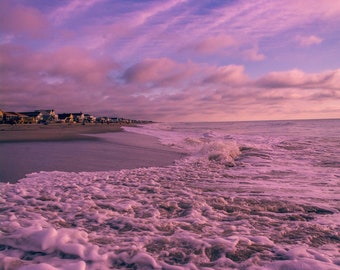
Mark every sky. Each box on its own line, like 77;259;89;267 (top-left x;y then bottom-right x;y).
0;0;339;122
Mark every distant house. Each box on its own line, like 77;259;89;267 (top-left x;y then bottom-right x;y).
111;117;120;123
118;118;131;124
72;112;85;123
36;109;57;122
18;110;57;123
84;114;96;123
19;111;43;124
58;113;74;123
3;112;22;124
0;110;4;123
16;113;31;124
96;116;111;124
0;109;144;125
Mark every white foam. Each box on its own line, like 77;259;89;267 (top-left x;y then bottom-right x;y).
125;124;241;166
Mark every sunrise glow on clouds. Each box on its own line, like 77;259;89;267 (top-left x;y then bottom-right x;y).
0;0;339;121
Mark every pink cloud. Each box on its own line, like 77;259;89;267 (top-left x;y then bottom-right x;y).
122;58;196;87
203;65;249;85
0;44;118;88
69;1;188;57
295;35;323;47
206;0;340;47
243;47;265;61
129;0;188;28
257;69;340;89
0;47;119;114
46;47;117;84
123;58;176;83
257;69;308;87
49;0;105;25
0;1;49;37
122;59;250;94
1;42;339;121
193;34;237;54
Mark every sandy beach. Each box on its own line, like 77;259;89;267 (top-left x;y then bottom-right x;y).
0;123;124;143
0;123;186;183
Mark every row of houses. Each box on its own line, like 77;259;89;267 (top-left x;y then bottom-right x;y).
0;109;150;125
0;109;93;124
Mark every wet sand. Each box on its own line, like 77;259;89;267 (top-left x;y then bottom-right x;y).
0;124;185;183
0;123;124;142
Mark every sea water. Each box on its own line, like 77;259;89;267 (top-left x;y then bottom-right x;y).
0;119;339;269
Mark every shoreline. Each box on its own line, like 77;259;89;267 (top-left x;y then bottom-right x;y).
0;124;186;183
0;123;125;143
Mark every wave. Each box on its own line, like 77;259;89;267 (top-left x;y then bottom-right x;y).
124;124;241;167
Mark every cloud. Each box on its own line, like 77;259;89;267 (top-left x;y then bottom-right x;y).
256;69;340;90
2;45;120;91
66;0;189;58
1;0;340;121
203;65;249;85
129;0;188;28
49;0;105;25
200;0;339;57
192;34;237;54
295;35;323;47
257;69;307;88
123;58;177;84
0;1;49;37
253;1;339;36
1;46;339;121
46;47;117;84
0;45;121;114
22;0;338;68
122;58;196;88
243;47;265;61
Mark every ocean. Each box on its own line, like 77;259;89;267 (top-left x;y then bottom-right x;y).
0;119;339;269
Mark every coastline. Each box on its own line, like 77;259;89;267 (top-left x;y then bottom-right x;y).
0;123;124;143
0;124;186;183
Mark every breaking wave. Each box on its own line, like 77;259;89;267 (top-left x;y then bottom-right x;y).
124;125;241;167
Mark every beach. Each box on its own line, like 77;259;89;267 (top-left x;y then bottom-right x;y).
0;124;185;183
0;123;124;143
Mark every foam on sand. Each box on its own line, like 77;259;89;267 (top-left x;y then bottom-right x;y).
1;158;339;269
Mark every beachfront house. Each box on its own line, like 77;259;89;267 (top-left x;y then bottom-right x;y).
19;111;43;124
2;112;23;124
0;110;4;123
84;114;96;123
58;113;74;123
17;110;57;123
72;112;85;123
56;112;96;123
96;116;112;124
111;117;120;123
38;109;58;122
